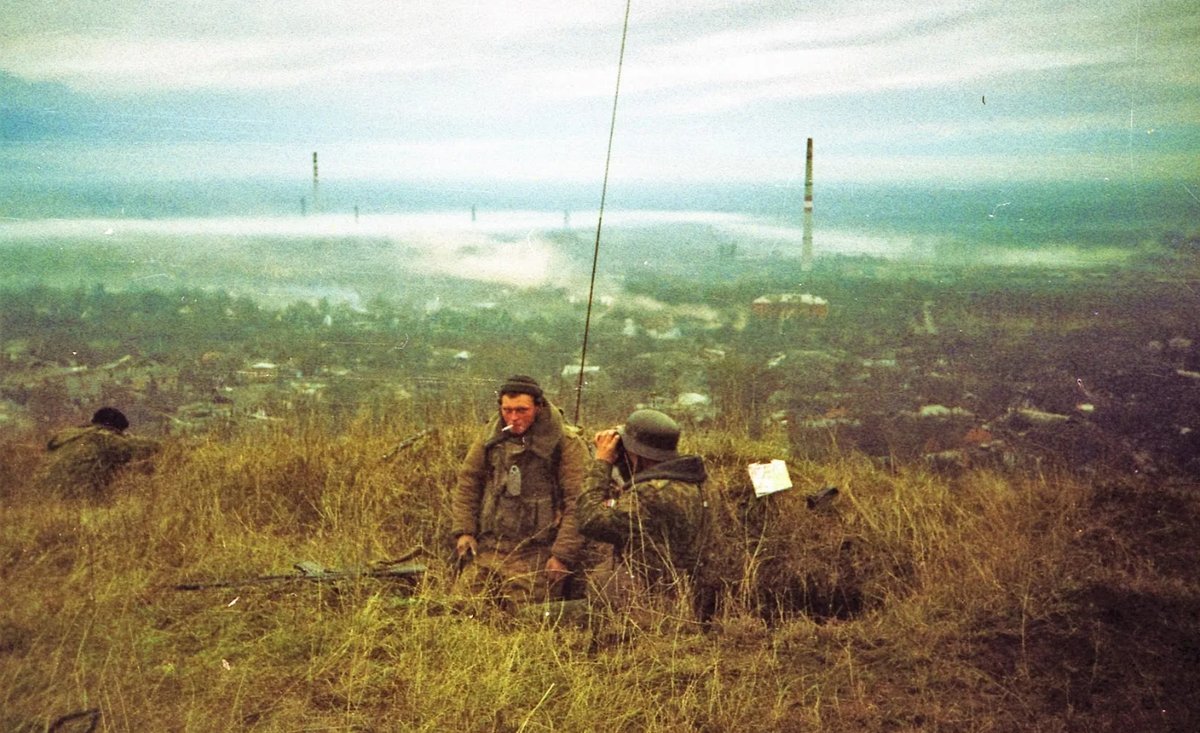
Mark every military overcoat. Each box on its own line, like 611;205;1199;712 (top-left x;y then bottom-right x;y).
451;401;588;567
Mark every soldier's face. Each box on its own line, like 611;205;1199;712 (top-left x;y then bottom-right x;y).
500;394;539;436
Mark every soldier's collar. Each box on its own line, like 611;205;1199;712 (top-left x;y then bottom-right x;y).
488;404;562;459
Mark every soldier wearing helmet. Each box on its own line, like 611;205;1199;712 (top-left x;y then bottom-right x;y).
576;408;710;617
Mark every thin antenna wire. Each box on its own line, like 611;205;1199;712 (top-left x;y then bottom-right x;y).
574;0;632;425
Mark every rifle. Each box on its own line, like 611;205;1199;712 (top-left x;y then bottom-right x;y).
174;559;427;591
806;486;839;510
379;428;435;461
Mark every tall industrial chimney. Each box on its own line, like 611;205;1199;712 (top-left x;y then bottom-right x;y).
801;137;814;272
312;151;320;213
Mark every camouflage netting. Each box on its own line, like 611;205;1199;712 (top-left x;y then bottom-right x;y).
32;424;160;500
697;438;895;622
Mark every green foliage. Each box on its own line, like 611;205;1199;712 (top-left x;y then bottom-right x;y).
2;401;1198;731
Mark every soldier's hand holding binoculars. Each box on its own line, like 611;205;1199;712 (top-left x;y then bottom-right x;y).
593;429;622;464
455;533;477;559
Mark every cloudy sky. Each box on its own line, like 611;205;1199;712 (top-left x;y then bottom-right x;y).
1;0;1196;187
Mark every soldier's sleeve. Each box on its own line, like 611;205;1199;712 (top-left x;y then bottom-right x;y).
123;435;161;461
97;431;139;464
549;431;589;566
576;459;639;547
450;438;488;538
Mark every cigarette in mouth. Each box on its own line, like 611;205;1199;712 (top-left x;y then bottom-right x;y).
501;425;513;432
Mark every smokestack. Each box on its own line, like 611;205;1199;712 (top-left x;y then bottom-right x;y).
312;151;319;213
801;137;814;272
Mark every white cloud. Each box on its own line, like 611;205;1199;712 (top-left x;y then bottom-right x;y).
0;0;1194;185
0;1;1153;97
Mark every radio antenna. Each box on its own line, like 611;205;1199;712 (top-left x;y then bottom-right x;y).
573;0;633;424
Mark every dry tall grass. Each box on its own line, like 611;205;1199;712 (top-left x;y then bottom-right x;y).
2;399;1197;731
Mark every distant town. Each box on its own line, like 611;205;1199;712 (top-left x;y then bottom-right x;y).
3;227;1197;477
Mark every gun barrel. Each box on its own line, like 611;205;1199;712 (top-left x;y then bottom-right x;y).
806;486;839;510
380;428;435;461
174;562;426;591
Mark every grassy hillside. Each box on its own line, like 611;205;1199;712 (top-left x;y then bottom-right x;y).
3;235;1199;730
3;399;1197;732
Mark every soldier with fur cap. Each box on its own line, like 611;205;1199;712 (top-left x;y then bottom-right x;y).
35;406;160;499
451;375;589;608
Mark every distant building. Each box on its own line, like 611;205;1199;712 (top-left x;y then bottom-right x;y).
240;361;279;383
561;364;601;380
557;364;610;398
674;391;716;423
752;293;829;321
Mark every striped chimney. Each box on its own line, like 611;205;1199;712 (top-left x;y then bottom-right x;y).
802;137;814;271
804;138;814;212
312;151;319;212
